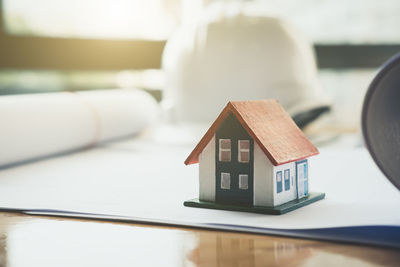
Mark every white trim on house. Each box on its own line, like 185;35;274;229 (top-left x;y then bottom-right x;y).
198;135;216;202
253;142;274;207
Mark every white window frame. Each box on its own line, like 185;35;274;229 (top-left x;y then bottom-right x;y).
220;172;231;189
284;169;290;191
284;169;290;181
219;139;231;162
238;140;250;163
239;174;249;190
277;171;282;182
276;171;283;193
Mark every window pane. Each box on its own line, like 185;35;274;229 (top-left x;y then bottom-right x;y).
284;169;290;180
219;139;231;162
239;140;249;150
221;172;230;189
276;171;282;182
239;174;248;190
220;139;231;149
276;171;283;193
304;164;308;179
284;169;290;191
220;151;231;162
239;151;249;163
276;171;282;193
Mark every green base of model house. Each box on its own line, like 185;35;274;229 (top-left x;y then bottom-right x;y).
184;192;325;215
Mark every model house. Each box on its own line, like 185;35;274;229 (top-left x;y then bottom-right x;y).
184;99;324;214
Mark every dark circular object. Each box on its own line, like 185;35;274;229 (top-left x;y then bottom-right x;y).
362;53;400;191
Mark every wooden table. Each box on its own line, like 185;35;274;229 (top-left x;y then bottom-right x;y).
0;212;398;266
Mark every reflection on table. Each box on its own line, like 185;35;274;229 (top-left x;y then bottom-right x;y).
0;212;398;267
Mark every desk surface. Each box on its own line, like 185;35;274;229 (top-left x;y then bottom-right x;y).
0;212;398;267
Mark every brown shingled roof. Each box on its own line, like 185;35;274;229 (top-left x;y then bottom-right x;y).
184;99;319;166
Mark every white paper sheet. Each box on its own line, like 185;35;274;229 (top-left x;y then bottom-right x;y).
0;138;398;230
0;89;159;167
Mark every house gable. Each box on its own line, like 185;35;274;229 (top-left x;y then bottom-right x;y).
215;112;254;205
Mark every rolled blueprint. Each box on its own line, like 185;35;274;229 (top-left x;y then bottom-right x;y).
0;89;159;167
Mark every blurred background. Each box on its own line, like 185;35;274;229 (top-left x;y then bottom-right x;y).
1;0;400;146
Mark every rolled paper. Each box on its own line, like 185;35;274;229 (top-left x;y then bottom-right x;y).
0;88;159;167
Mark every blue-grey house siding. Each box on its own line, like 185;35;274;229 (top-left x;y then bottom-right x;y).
215;112;254;206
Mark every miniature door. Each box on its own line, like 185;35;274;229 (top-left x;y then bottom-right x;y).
215;113;254;206
296;160;308;198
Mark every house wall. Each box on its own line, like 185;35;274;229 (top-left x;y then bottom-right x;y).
198;134;304;206
198;135;215;202
215;112;254;205
273;162;297;206
253;143;274;207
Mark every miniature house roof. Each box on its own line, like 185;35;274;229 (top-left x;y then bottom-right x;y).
185;99;319;166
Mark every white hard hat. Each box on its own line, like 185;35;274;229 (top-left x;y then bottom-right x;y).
162;2;330;125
